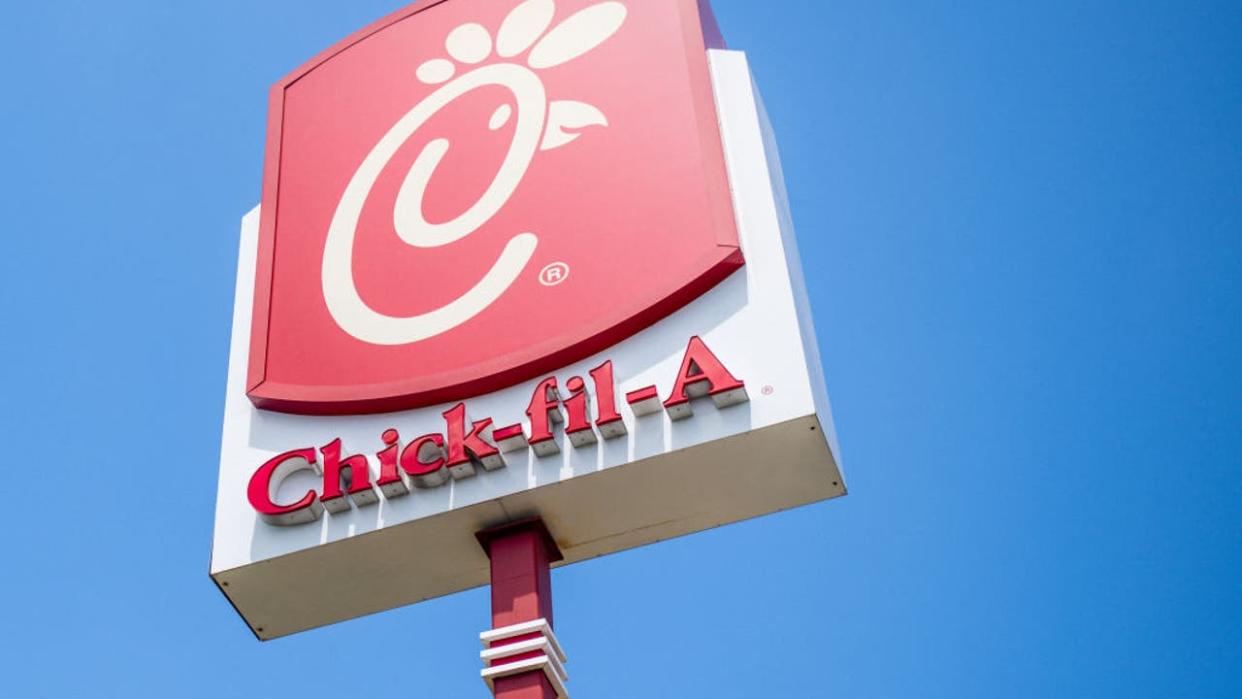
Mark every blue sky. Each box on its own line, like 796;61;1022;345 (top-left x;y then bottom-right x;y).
2;1;1239;696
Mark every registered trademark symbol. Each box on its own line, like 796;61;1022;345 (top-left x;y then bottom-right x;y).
761;385;775;396
539;262;570;287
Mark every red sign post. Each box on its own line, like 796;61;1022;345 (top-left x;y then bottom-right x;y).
478;519;564;698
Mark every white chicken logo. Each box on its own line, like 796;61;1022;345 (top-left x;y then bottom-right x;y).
322;0;627;346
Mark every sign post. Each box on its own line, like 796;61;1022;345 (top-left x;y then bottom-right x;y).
478;518;565;698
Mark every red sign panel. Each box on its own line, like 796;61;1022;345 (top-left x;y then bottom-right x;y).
248;0;741;415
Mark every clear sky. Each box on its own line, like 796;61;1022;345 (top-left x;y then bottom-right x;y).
2;1;1239;697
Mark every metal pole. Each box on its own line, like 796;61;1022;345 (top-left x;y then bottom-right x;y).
477;518;567;698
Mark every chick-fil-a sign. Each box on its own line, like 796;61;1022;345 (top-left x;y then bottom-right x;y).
249;337;750;525
247;0;741;415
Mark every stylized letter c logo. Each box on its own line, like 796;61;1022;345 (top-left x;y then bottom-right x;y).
322;64;546;346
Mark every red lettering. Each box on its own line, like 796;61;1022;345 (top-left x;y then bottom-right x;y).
524;377;562;455
320;438;378;512
375;429;408;498
590;360;626;438
401;433;449;488
444;403;504;476
563;377;591;432
247;447;323;526
664;336;748;419
564;376;597;447
249;338;748;528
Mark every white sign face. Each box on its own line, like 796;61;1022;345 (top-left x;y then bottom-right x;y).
212;50;843;640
